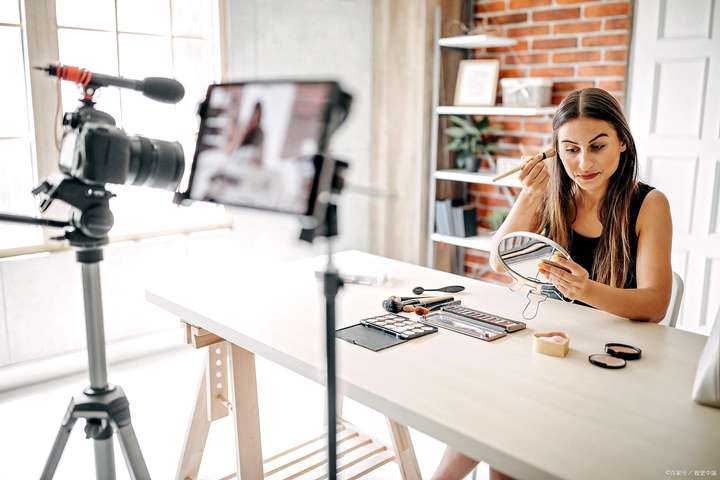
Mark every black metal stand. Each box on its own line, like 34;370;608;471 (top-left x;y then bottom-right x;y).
0;176;150;480
323;258;343;479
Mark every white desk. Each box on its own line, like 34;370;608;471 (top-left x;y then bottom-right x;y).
147;251;720;480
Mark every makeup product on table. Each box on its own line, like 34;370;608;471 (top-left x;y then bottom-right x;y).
382;294;454;313
533;331;570;358
492;148;556;182
360;313;438;340
604;343;642;360
588;342;642;369
421;311;506;342
412;285;465;295
441;305;526;333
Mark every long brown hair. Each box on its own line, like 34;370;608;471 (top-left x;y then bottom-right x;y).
541;88;638;288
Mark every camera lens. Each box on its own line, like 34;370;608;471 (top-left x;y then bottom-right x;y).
127;136;185;190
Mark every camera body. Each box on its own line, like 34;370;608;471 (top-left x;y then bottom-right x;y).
59;101;184;191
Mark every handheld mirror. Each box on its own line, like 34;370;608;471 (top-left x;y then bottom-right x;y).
497;231;573;319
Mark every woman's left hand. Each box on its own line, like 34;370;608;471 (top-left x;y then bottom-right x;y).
538;256;592;302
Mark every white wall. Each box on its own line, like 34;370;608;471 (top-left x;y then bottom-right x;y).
224;0;373;253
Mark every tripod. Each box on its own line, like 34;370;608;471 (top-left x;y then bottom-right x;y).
0;176;150;479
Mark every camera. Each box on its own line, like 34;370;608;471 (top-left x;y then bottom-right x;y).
59;101;185;191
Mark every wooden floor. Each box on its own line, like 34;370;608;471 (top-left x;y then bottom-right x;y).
0;343;489;479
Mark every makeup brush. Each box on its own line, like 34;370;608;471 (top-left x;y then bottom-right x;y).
492;147;556;182
382;294;454;313
412;285;465;295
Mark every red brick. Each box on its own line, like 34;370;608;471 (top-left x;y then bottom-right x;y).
532;38;577;49
554;80;594;91
585;2;630;18
504;53;549;64
499;68;528;78
483;195;515;207
508;25;550;37
509;0;551;8
469;183;499;194
556;0;600;3
605;17;631;30
531;66;574;77
552;94;568;105
475;1;505;13
582;34;629;47
553;20;601;34
577;64;626;76
552;51;601;63
532;7;580;21
487;40;529;53
487;12;528;25
599;80;624;91
524;121;552;133
489;120;523;131
604;49;627;61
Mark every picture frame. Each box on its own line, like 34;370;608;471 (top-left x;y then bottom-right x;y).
453;59;500;106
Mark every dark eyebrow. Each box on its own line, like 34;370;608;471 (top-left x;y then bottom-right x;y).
560;133;609;145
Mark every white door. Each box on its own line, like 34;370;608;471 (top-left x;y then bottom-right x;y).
627;0;720;334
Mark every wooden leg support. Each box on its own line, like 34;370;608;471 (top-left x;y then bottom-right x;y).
387;419;421;480
176;362;212;480
230;344;264;480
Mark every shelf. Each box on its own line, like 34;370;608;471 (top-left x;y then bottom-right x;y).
439;34;517;49
432;232;494;251
433;169;522;187
437;105;556;116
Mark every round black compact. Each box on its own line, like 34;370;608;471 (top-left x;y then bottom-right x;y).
588;353;627;369
604;343;642;360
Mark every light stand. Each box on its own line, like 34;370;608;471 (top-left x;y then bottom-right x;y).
0;176;151;480
300;163;345;480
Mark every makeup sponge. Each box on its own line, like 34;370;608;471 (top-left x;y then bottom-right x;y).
533;331;570;357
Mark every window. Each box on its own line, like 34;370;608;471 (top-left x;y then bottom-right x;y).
0;1;43;250
0;0;228;255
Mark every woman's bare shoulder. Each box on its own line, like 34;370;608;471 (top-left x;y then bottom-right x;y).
637;188;671;235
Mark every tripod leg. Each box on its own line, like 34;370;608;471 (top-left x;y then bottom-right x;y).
93;434;116;480
41;399;79;480
115;422;151;480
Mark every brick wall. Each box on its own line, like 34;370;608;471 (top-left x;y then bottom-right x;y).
464;0;632;282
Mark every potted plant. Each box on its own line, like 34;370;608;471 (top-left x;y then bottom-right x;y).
444;115;496;172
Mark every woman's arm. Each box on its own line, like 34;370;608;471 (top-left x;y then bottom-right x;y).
540;190;673;322
489;155;549;272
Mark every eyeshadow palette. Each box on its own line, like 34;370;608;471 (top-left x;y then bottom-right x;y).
422;311;506;342
360;313;438;340
441;305;526;333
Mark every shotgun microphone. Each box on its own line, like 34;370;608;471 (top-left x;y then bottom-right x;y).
35;64;185;104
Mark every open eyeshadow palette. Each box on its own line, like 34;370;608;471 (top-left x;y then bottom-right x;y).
360;313;438;339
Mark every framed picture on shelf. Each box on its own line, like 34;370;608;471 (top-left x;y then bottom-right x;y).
453;59;499;106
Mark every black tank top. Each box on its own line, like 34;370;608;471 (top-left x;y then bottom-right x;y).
568;182;654;289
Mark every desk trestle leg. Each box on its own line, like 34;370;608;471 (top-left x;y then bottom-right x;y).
177;323;264;480
178;321;420;480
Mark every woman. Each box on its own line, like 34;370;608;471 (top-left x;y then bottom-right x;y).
431;88;673;480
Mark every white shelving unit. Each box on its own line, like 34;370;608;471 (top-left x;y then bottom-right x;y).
433;169;522;188
431;232;494;251
427;7;555;273
437;105;557;116
438;34;516;49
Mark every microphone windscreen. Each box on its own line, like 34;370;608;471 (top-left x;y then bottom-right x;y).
141;77;185;104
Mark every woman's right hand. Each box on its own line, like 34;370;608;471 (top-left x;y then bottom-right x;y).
518;153;550;198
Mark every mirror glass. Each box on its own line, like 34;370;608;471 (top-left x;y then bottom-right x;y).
497;231;572;304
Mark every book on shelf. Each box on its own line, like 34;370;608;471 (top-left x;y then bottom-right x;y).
451;205;478;238
434;199;454;235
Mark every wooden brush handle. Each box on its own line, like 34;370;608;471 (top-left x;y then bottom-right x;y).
492;148;556;182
